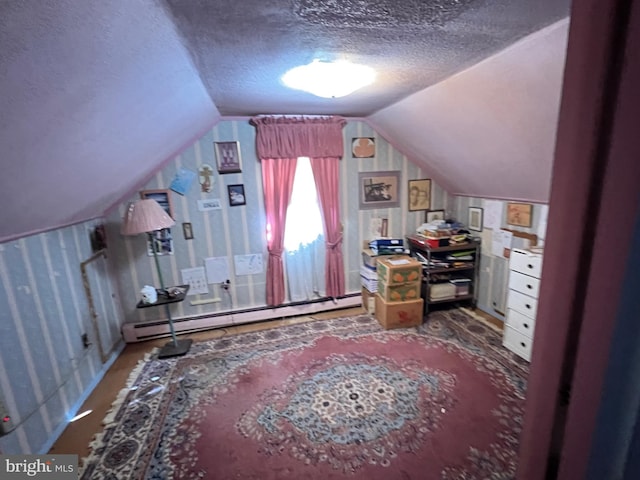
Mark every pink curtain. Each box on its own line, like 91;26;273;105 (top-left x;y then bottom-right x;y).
251;116;346;305
310;157;345;297
261;157;298;306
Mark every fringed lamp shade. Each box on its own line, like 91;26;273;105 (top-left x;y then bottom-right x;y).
121;199;175;235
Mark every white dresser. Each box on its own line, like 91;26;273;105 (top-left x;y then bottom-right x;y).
503;248;543;362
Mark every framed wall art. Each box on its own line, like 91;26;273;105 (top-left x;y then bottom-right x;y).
358;171;401;209
507;202;533;227
227;184;246;206
214;141;242;174
352;137;375;158
408;179;431;211
468;206;484;232
182;222;194;240
146;228;173;256
425;209;445;223
140;189;174;219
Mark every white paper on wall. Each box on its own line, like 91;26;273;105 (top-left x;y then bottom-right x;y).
204;256;231;284
181;267;209;295
197;198;222;211
483;199;503;230
234;254;264;275
491;230;513;258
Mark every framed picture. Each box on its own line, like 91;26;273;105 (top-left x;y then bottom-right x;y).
182;222;193;240
507;202;533;227
425;209;445;223
468;207;484;232
140;189;174;219
408;179;431;211
358;171;401;209
214;141;242;174
89;224;107;253
352;137;375;158
147;228;173;256
227;184;246;206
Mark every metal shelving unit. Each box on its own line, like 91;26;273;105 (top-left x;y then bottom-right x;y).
406;235;481;315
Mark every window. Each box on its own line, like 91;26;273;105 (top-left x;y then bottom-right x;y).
284;158;324;251
283;158;325;301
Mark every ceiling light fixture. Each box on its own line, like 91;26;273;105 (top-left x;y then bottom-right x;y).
282;60;376;98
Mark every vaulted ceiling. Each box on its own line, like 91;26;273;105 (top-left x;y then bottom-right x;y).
0;0;571;243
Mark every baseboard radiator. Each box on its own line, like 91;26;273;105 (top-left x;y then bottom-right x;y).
122;293;363;343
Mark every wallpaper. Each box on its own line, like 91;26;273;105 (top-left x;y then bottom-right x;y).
105;119;450;325
452;196;549;319
0;219;124;454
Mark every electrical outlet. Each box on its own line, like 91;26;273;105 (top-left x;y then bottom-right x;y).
81;333;91;349
0;397;15;436
221;279;230;290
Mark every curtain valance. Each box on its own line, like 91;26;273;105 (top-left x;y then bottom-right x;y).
250;116;346;159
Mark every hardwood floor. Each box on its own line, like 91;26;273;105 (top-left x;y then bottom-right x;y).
48;305;501;461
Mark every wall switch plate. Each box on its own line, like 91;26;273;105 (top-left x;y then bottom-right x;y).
0;397;15;436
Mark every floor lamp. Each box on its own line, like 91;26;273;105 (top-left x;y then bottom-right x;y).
121;199;192;358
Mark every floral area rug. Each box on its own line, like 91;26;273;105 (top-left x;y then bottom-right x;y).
80;309;528;479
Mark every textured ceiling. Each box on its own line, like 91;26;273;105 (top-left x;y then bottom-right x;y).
0;0;571;243
165;0;570;116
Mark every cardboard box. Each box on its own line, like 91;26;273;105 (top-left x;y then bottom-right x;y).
376;256;422;286
361;248;379;269
375;295;424;330
377;281;421;302
361;287;376;315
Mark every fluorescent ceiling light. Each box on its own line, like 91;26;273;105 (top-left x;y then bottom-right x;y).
282;60;375;98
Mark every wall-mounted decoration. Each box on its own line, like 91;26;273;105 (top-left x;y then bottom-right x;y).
180;267;209;295
89;224;107;253
170;168;197;196
140;189;174;219
146;228;173;256
198;164;215;192
234;253;264;275
468;207;484;232
425;209;445;223
352;137;375;158
197;198;222;211
507;202;533;227
214;141;242;174
182;222;194;240
358;171;401;209
408;179;431;211
228;184;246;206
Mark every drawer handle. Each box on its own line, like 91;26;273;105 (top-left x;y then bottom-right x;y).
520;342;526;348
527;284;533;289
526;304;531;309
523;323;529;329
528;264;534;269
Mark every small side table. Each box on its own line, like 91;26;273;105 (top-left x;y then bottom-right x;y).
137;284;192;358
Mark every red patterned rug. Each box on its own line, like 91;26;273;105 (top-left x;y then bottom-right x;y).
81;309;528;479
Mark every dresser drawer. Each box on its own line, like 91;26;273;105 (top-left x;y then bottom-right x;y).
508;270;541;297
503;325;533;362
506;308;536;337
507;289;538;318
510;249;543;277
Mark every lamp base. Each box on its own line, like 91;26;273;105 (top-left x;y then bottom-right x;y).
157;338;193;359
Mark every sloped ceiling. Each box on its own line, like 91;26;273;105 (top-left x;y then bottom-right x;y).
370;20;570;202
0;0;570;243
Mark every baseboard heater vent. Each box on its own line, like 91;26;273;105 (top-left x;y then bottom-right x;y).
122;293;363;343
